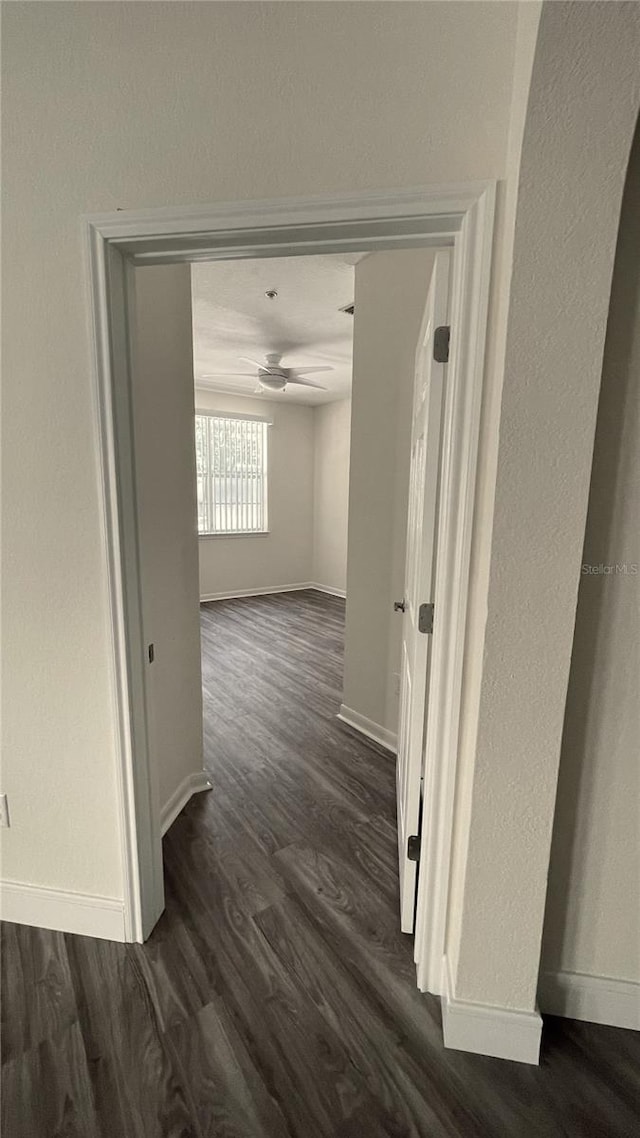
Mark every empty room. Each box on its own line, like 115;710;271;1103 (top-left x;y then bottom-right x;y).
2;3;639;1137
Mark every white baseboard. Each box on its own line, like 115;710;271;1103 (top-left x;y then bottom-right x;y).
337;704;397;754
201;582;347;602
308;582;347;599
538;969;640;1031
441;956;542;1064
0;881;126;941
161;770;212;835
200;582;314;602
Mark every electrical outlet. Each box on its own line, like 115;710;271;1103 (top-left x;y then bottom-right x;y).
0;795;10;827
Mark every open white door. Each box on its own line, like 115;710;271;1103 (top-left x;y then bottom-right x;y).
396;251;450;934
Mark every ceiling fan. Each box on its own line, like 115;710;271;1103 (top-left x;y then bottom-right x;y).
200;353;332;393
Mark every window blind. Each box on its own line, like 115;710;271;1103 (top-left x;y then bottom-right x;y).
195;414;268;534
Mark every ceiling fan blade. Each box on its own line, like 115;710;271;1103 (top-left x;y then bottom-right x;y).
287;376;328;391
290;365;334;375
200;372;256;379
238;354;281;373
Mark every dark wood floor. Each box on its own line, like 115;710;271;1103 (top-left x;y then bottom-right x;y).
3;590;640;1137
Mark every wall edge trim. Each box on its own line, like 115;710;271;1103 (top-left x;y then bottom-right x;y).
538;968;640;1031
337;704;397;754
441;956;542;1064
160;770;212;836
0;881;126;941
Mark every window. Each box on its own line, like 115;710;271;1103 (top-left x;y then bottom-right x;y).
195;413;268;535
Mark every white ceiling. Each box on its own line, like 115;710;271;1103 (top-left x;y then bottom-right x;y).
191;254;361;405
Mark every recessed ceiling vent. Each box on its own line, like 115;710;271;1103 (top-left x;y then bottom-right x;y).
339;303;355;316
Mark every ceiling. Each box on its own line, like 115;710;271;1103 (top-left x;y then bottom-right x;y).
191;254;362;405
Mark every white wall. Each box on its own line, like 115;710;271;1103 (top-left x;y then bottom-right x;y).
132;265;204;815
196;390;314;599
343;250;435;737
447;2;640;1015
2;2;518;907
445;0;542;1003
541;119;640;991
312;399;351;596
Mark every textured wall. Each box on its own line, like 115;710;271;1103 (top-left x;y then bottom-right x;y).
132;265;204;813
1;1;516;897
312;400;351;595
541;119;640;987
450;1;640;1012
343;249;435;734
445;0;542;999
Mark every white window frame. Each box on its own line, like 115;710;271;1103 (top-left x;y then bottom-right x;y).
195;411;269;537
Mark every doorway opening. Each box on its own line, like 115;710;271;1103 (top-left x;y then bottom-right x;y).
132;243;451;984
85;185;496;1001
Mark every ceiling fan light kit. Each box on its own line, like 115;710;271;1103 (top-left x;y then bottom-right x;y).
257;372;287;392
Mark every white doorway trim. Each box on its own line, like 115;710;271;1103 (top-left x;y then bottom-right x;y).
83;183;495;988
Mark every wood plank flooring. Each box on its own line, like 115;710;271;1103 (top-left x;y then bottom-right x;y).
2;589;639;1137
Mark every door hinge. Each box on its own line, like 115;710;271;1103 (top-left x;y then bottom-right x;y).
433;325;450;364
418;603;434;634
407;834;421;862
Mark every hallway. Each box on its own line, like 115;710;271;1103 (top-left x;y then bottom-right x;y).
2;591;639;1137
